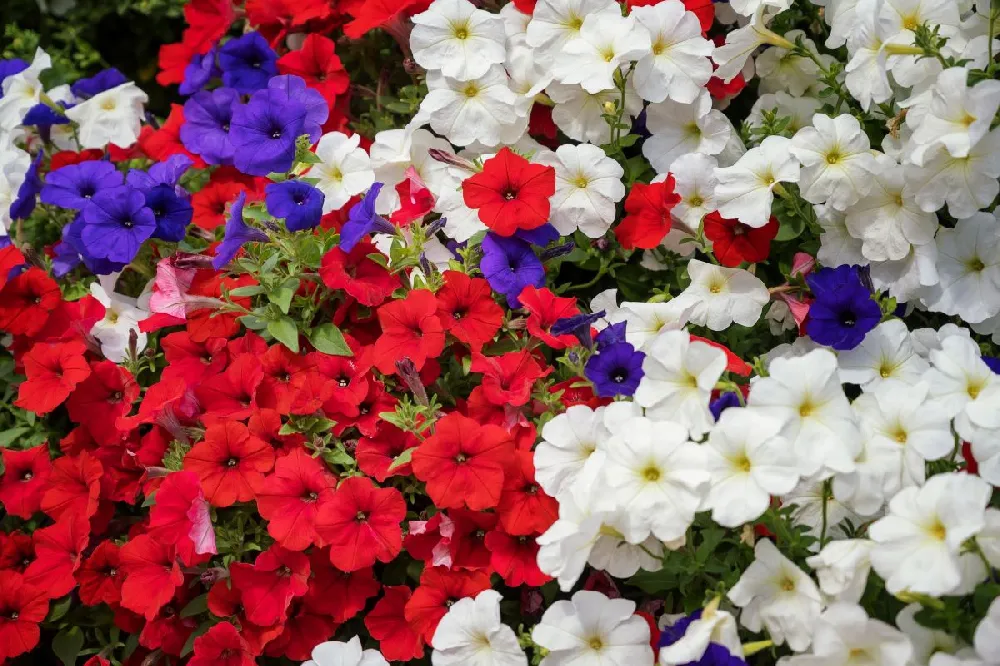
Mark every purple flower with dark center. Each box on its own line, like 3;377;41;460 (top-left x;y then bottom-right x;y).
52;239;82;278
806;264;881;351
41;160;124;210
585;342;645;397
213;192;269;269
267;75;328;143
595;321;627;350
71;68;128;99
219;33;278;93
64;214;128;275
514;223;560;247
180;88;240;166
179;44;220;96
479;232;545;308
710;391;742;421
658;610;746;666
265;180;325;232
80;185;157;263
144;185;194;242
10;150;43;221
339;183;394;252
229;89;308;176
127;154;194;191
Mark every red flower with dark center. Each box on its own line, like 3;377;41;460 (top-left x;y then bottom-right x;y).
342;0;433;39
0;532;35;574
366;586;426;661
498;450;559;536
196;354;265;420
14;340;91;415
23;513;89;598
189;622;255;666
319;240;401;307
356;423;417;482
160;331;229;386
248;408;306;458
411;413;514;511
229;545;310;627
116;376;198;433
0;572;49;662
119;535;184;620
306;347;372;418
138;586;199;657
372;289;445;375
255;343;307;413
486;529;552;587
183;0;235;45
518;285;580;349
303;551;380;623
256;447;337;551
0;268;62;337
0;446;52;519
76;541;123;607
315;476;406;572
463;148;556;236
192;180;250;230
184;421;275;507
449;509;497;571
404;567;491;644
262;599;338;661
436;270;504;351
206;581;284;656
40;451;102;522
246;0;332;43
139;104;207;168
66;361;138;444
704;211;780;267
470;350;552;407
277;34;349;105
148;471;217;557
614;176;681;250
334;379;395;437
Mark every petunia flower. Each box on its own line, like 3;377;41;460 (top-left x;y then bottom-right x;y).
76;541;123;607
265;180;324;232
14;340;91;415
256;447;337;551
229;545;310;626
0;267;61;336
183;421;275;507
470;350;552;407
518;285;580;349
805;264;881;350
40;160;124;210
585;342;646;398
462;148;555;236
410;0;506;81
0;446;51;519
0;571;49;662
303;551;380;623
479;233;545;307
302;636;389;666
372;289;445;375
80;185;156;264
22;513;89;598
188;622;255;666
319;240;401;308
365;586;426;661
704;211;779;267
229;89;307;176
435;270;504;350
485;528;552;587
497;451;559;536
615;176;681;250
206;581;284;655
218;32;277;93
432;589;527;666
180;87;240;165
119;535;184;620
339;183;394;252
532;591;654;665
179;44;220;96
66;361;138;444
404;567;492;644
277;34;349;105
148;471;217;556
65;82;149;149
314;476;406;572
212;192;269;270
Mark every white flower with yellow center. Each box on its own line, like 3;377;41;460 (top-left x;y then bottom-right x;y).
907;68;1000;166
837;319;929;390
922;212;1000;325
535;404;610;503
65;82;148;149
643;91;733;173
714;134;800;228
780;604;913;666
671;259;770;331
409;66;518;147
789;113;878;211
525;0;622;63
533;591;653;666
537;144;624;238
550;13;651;94
431;590;527;666
607;300;691;350
630;0;714;104
312;132;375;214
670;153;719;229
0;47;51;131
410;0;506;81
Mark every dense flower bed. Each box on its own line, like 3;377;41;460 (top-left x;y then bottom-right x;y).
1;0;1000;665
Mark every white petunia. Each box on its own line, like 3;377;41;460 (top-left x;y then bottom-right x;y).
748;348;861;478
643;92;733;173
673;259;769;331
587;509;669;579
607;300;691;350
0;144;30;234
631;1;714;104
924;333;996;421
431;590;527;666
547;81;643;145
536;492;604;591
65;82;148;149
535;404;610;502
869;472;992;596
712;7;793;82
369;129;458;215
844;0;893;110
755;30;822;97
533;591;653;666
806;540;873;604
525;0;622;62
896;604;962;666
536;144;625;238
906;127;1000;220
832;431;904;517
789;113;878;211
90;277;149;364
634;329;726;439
0;48;51;130
730;0;793;17
303;636;389;666
410;66;518;147
908;68;1000;165
669;153;719;228
780;603;913;666
714;135;800;227
410;0;507;81
659;602;744;665
747;91;822;135
702;407;799;527
921;212;1000;324
728;538;823;651
312;132;376;214
550;13;651;93
836;319;929;390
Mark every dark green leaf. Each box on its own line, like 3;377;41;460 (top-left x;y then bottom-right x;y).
52;627;85;666
180;593;209;618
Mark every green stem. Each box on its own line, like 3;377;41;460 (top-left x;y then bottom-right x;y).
819;479;832;549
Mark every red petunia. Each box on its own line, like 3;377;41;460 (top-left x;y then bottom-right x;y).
303;551;380;623
184;0;235;45
76;541;122;607
411;413;514;511
0;246;25;292
246;0;332;44
404;567;491;644
704;211;779;267
614;176;681;250
518;285;580;349
497;451;559;536
336;380;396;437
255;343;308;413
229;545;310;627
184;421;275;507
119;535;184;620
356;423;417;482
195;354;265;420
319;240;401;308
23;513;89;598
315;476;406;572
148;471;217;556
49;149;104;172
139;104;207;168
372;289;445;375
0;572;49;662
248;408;306;459
40;451;102;522
0;268;61;336
485;529;551;587
463;148;556;236
277;34;349;105
390;167;436;226
161;331;229;386
342;0;432;39
15;340;90;415
366;586;425;661
139;586;199;657
470;350;552;407
296;346;371;417
262;599;338;661
256;447;337;551
206;581;284;656
436;270;503;351
0;446;52;519
66;361;138;444
192;179;251;230
189;622;255;666
449;509;496;570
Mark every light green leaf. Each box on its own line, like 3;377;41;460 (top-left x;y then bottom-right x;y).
268;316;300;353
309;324;352;356
229;285;265;298
0;428;27;448
388;446;417;471
269;278;299;314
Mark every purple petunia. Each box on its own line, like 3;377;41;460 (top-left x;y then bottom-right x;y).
41;160;124;210
585;342;645;397
479;232;545;308
80;185;157;264
806;264;881;351
213;192;269;270
180;88;240;166
266;75;328;143
658;610;746;666
0;59;28;96
265;180;325;232
10;150;43;221
70;68;128;99
229;89;308;177
179;44;221;96
339;183;394;252
218;33;278;93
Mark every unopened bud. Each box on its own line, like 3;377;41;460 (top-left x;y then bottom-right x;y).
427;148;480;174
396;357;429;407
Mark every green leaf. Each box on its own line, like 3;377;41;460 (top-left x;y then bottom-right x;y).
775;210;806;241
0;427;26;448
267;316;300;353
46;595;73;622
388;447;417;471
181;621;214;657
52;627;85;666
268;278;299;314
229;285;265;298
309;324;352;356
180;594;209;618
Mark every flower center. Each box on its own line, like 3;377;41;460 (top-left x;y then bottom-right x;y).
452;21;470;40
612;369;627;383
337;377;350;388
839;310;857;327
601;47;616;63
356;511;368;522
21;471;32;481
926;518;946;541
966;256;986;273
462;82;480;99
226;458;238;467
688;195;703;207
967;378;986;399
588;636;604;651
778;576;796;592
503;188;516;200
566;15;584;31
573;175;589;189
732;454;752;473
641;465;661;482
825;150;842;165
799;398;815;418
100;98;117;111
652;40;666;56
455;453;468;464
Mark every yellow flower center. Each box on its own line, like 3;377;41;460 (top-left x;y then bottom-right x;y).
642;465;662;482
100;98;117;111
799;398;815;418
778;576;796;592
588;636;605;651
462;82;480;99
927;518;947;541
732;453;752;473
